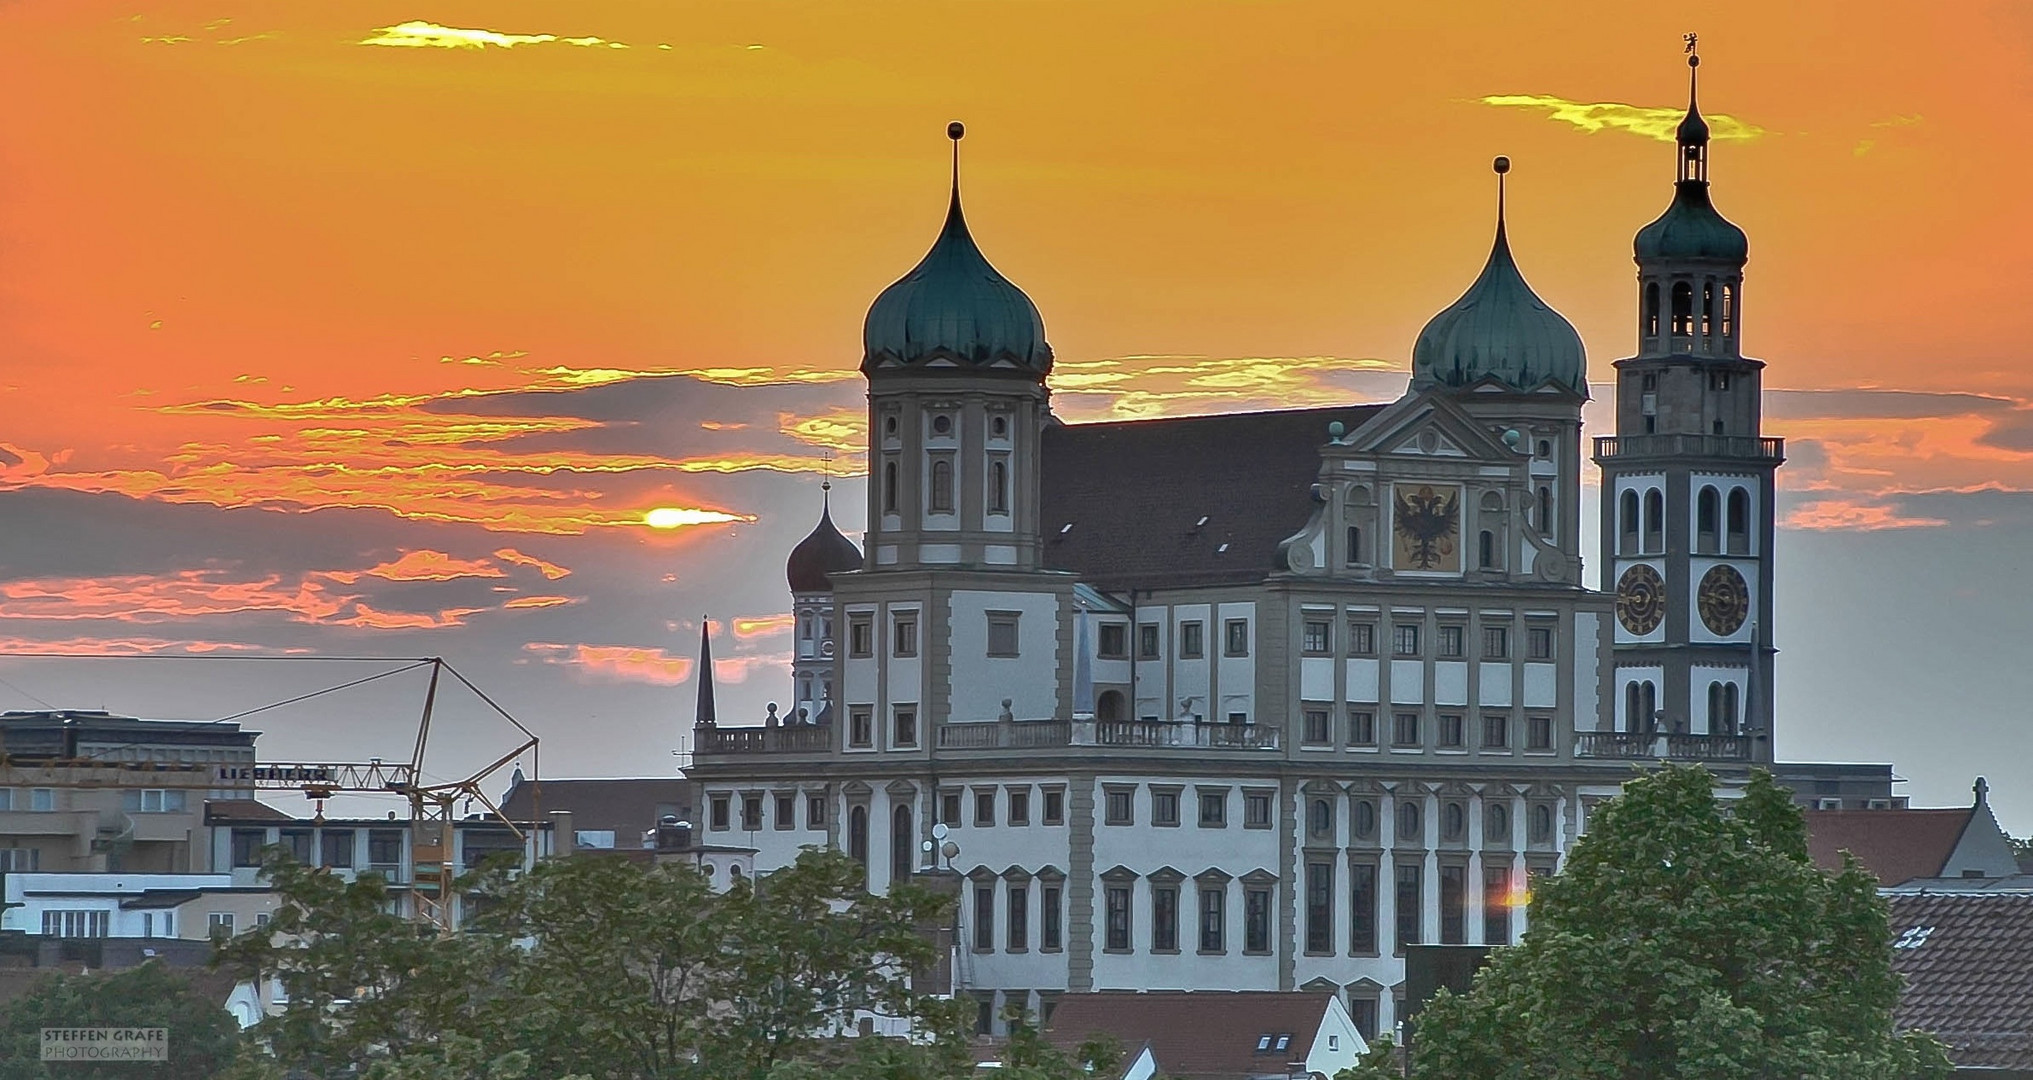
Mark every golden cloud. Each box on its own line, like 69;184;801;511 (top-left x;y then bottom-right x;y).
1481;95;1767;142
493;548;571;580
732;614;795;639
0;635;286;656
523;642;693;685
360;21;627;50
502;595;579;610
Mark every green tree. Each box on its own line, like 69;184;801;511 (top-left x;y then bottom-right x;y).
0;961;249;1080
1409;765;1953;1080
1332;1033;1399;1080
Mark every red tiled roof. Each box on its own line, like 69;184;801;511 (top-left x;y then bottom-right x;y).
1888;892;2033;1070
1044;991;1334;1079
1803;808;1970;886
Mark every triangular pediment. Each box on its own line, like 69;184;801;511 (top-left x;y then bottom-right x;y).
1337;387;1520;463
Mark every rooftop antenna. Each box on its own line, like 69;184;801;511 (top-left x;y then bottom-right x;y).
819;449;835;509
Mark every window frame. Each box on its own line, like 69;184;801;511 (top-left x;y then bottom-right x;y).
1392;623;1421;657
986;611;1022;658
1302;619;1332;655
891;613;918;658
1097;622;1128;659
1483;625;1509;660
1178;621;1205;660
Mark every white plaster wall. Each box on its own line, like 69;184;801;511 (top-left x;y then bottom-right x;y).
1523;662;1557;709
1300;658;1335;702
1216;601;1257;722
1389;660;1424;705
948;590;1062;721
1573;612;1602;728
1478;662;1514;707
885;602;924;716
1434;661;1469;707
1135;603;1169;720
1346;658;1380;703
1172;604;1212;719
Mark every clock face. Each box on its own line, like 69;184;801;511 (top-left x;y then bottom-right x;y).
1698;564;1751;636
1616;564;1666;635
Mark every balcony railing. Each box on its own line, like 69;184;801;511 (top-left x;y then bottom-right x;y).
1575;731;1752;761
935;721;1072;750
1093;720;1280;751
1594;435;1783;462
695;725;833;755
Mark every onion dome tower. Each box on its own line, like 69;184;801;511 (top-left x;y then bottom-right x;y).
1411;157;1588;399
861;122;1052;572
1595;40;1780;760
786;481;861;724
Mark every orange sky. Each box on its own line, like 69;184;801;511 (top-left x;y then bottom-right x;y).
3;0;2033;821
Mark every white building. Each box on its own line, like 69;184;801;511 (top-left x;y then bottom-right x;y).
689;60;1889;1041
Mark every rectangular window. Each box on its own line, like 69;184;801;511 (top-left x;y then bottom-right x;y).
1098;623;1128;659
1527;715;1553;751
1349;710;1377;747
1393;712;1421;748
0;789;12;811
1198;791;1226;827
1528;626;1554;660
1348;621;1376;656
1302;619;1332;655
44;910;109;939
1305;861;1333;954
892;708;918;748
1441;864;1467;944
974;789;996;827
1042;790;1065;826
1438;625;1465;658
1199;887;1225;952
1483;625;1509;659
849;616;873;658
209;912;236;940
122;788;186;813
807;796;826;829
1395;864;1422;949
1137;623;1161;660
30;788;54;812
940;791;963;826
1105;886;1132;951
1179;621;1205;659
1438;713;1464;749
1042;885;1063;950
321;830;354;869
1244;792;1272;828
1224;619;1249;657
1008;788;1030;826
1105;788;1134;826
1393;624;1421;657
741;795;762;831
231;828;266;869
1351;862;1378;954
1244;887;1272;953
1303;708;1331;746
775;794;796;830
1484;865;1512;946
849;708;873;748
974;885;995;951
1008;885;1029;951
1152;885;1179;952
281;828;313;864
1351;998;1379;1040
892;614;918;657
1482;714;1509;749
1152;789;1180;827
710;796;730;830
987;612;1021;657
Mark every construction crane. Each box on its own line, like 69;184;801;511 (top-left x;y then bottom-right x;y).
0;655;540;933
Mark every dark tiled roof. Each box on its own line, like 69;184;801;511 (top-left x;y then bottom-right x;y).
1888;892;2033;1070
205;798;294;823
499;777;695;838
1804;808;1971;886
1040;406;1382;590
1044;990;1334;1079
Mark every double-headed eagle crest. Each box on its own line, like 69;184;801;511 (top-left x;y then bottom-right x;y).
1393;485;1459;571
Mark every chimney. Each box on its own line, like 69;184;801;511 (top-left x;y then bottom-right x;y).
548;810;574;857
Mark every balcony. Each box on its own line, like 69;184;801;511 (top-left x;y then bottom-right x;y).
1594;435;1783;462
694;725;833;756
1093;720;1279;750
936;721;1072;750
1575;731;1753;761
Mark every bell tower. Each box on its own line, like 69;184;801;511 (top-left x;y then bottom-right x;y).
1594;42;1781;758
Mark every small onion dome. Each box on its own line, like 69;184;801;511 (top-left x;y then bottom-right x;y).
860;190;1052;376
1412;218;1587;398
1635;179;1748;263
786;502;862;593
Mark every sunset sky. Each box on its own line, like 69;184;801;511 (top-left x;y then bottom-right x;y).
3;2;2031;826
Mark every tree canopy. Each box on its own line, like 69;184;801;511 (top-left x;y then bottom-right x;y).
1406;765;1952;1080
0;962;249;1080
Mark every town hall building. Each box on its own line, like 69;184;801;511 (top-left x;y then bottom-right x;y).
687;54;1890;1040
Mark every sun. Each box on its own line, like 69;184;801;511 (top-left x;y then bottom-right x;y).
643;506;750;529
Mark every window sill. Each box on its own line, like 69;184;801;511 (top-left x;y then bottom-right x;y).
1346;745;1380;753
1150;948;1180;956
1040;946;1063;954
1153;821;1180;829
1242;949;1272;957
1042;820;1065;828
1197;822;1227;830
1389;746;1424;753
1197;948;1227;957
1006;947;1029;954
1243;823;1273;831
1102;947;1133;955
1104;820;1134;828
1300;743;1335;751
1436;747;1469;755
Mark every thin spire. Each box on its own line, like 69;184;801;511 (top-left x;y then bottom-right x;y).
1493;155;1510;240
693;618;717;728
1684;32;1700;113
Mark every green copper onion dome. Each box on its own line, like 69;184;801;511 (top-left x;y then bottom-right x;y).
861;123;1052;376
1411;158;1587;398
1636;53;1748;263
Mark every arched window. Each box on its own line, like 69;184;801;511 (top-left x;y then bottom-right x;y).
848;806;869;887
1537;486;1554;539
881;460;898;514
1096;690;1124;723
988;460;1009;514
1645;282;1661;338
1726;489;1750;554
1720;283;1735;339
1310;798;1334;837
1485;802;1509;843
800;616;814;640
1530;804;1553;844
1643;490;1664;553
1396;800;1422;843
1697;487;1720;554
1723;684;1740;735
1625;682;1642;733
1707;682;1724;733
1620;491;1640;555
1701;279;1716;339
1345;525;1362;566
1443;802;1466;841
1671;282;1695;338
1353;799;1377;840
1478;530;1495;570
929;459;954;513
1640;682;1658;733
891;805;913;885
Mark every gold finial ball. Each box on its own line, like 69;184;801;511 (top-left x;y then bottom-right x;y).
1493;156;1510;175
948;121;965;141
1689;54;1700;68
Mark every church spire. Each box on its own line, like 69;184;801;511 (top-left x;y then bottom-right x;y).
693;618;717;729
1677;35;1710;183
